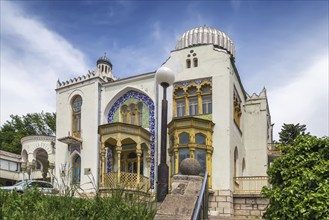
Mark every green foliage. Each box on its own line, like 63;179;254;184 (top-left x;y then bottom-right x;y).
262;135;329;220
279;123;308;145
0;189;156;220
0;112;56;154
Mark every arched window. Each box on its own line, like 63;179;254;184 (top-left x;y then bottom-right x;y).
121;105;128;123
195;133;206;145
179;132;190;144
186;59;191;68
72;154;81;184
201;84;212;114
193;58;198;67
72;95;82;138
233;91;242;128
130;104;135;124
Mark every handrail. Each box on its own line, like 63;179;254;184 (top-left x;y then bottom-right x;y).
192;171;209;220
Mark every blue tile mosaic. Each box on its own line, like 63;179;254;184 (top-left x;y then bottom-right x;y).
107;90;155;189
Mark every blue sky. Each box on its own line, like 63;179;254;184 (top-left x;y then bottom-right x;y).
1;0;328;140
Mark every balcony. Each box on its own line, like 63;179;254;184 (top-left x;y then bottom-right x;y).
267;143;282;162
233;176;269;195
101;172;150;193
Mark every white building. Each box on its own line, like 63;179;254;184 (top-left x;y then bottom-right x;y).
28;26;273;216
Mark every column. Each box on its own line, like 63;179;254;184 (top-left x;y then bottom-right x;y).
185;95;189;116
100;141;106;187
198;93;202;114
136;149;142;185
117;141;122;183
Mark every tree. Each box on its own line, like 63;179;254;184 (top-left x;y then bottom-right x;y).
262;135;329;220
279;123;308;145
0;112;56;154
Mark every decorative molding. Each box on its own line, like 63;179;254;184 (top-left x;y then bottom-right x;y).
107;90;155;189
21;135;55;144
174;77;212;88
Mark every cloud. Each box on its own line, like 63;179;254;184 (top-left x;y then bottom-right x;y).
269;56;328;140
0;2;89;125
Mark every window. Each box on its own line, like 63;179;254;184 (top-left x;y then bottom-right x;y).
195;149;206;174
130;104;135;124
187;86;198;95
174;88;185;97
121;102;144;126
173;79;212;117
193;58;198;67
233;91;242;128
202;95;212;114
176;98;185;117
189;97;198;116
195;133;206;145
121;105;128;123
186;59;191;68
179;132;190;144
72;155;81;184
179;149;190;166
72;96;82;137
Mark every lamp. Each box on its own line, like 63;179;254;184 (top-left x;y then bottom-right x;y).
156;66;175;202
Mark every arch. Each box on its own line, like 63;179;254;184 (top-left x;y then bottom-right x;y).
107;90;155;189
179;132;190;144
195;133;206;145
71;95;83;138
33;148;49;180
72;153;81;184
193;58;198;67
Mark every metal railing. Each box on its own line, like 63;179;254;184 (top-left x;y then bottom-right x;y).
234;176;268;194
103;172;150;192
192;171;209;220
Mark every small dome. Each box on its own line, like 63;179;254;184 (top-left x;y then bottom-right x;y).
175;26;236;58
97;54;112;67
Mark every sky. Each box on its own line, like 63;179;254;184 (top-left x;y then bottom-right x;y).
0;0;328;140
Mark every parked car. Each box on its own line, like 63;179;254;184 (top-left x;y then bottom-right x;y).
0;180;58;194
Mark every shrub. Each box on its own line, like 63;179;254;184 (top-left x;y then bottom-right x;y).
0;188;156;220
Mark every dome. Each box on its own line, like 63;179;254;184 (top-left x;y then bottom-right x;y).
175;26;236;58
97;54;112;67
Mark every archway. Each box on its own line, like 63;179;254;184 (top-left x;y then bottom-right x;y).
107;90;155;189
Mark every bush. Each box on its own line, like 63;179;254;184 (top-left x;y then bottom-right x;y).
262;135;329;220
0;188;156;220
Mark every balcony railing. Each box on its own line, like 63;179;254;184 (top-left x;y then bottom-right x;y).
234;176;269;194
102;172;150;193
267;143;282;155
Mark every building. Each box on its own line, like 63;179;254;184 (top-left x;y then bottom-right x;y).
0;150;21;186
18;26;273;217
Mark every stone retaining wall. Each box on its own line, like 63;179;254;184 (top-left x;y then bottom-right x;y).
233;194;268;219
209;190;234;218
208;191;268;219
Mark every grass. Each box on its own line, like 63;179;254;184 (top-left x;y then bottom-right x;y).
0;188;157;220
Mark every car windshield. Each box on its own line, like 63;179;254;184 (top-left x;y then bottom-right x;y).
13;181;27;186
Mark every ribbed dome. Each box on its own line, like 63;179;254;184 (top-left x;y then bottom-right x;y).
175;26;236;58
97;54;112;67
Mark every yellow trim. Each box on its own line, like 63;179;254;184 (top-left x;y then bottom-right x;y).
168;117;214;189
